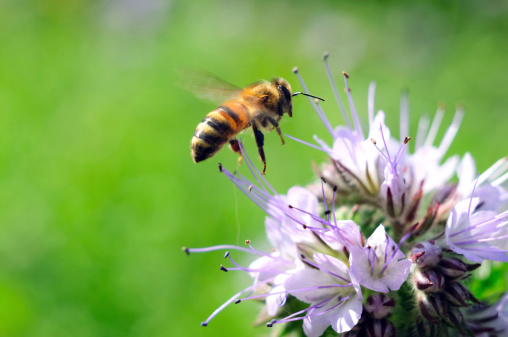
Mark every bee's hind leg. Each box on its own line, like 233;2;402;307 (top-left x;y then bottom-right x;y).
228;139;243;165
265;116;285;145
252;122;267;175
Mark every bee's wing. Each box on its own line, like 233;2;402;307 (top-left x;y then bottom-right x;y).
177;68;242;103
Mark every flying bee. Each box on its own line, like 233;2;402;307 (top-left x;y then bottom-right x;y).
190;76;323;174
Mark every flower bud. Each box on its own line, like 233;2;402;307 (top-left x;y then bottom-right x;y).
438;258;480;280
341;315;366;337
364;294;396;319
413;269;444;293
438;257;467;279
444;307;467;336
417;294;446;324
410;241;442;268
443;282;480;307
366;319;396;337
416;318;437;337
412;202;439;237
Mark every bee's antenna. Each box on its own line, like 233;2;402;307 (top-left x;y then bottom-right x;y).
292;92;325;102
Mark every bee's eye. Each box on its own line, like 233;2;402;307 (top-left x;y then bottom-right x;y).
278;85;292;102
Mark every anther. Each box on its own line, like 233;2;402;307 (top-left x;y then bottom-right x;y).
404;136;411;144
201;322;208;327
371;138;377;144
220;264;228;272
323;52;329;60
248;185;253;192
325;210;331;215
182;247;190;255
342;71;350;79
320;176;327;183
218;163;223;172
234;299;241;304
288;205;294;209
224;251;230;258
411;251;425;263
333;185;337;192
292;67;298;74
245;240;251;244
302;224;307;229
267;319;277;327
300;254;306;259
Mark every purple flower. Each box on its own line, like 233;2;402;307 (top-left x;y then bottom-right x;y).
292;55;464;230
283;253;363;336
185;56;508;336
348;225;412;293
456;153;508;212
444;197;508;263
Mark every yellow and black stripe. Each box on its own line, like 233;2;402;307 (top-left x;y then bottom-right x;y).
191;102;249;163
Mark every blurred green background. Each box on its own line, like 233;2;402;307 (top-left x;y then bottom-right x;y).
0;0;507;336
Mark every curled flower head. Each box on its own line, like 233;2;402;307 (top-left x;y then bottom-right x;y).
185;56;508;337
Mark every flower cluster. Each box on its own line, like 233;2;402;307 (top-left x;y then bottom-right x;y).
185;55;508;337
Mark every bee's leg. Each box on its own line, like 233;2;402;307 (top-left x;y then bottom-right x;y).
252;122;267;175
265;116;284;145
228;139;242;165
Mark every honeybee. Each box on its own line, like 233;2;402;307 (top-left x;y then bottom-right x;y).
190;76;323;174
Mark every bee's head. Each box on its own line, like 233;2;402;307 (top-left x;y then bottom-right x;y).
272;78;293;117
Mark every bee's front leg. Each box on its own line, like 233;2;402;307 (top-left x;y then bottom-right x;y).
252;122;267;175
265;116;284;145
228;139;242;165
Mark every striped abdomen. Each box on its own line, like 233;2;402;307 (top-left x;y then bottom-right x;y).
191;102;249;163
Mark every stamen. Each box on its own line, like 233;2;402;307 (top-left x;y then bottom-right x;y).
415;115;430;151
314;99;335;138
379;225;415;275
286;204;331;229
400;90;410;144
285;134;332;154
332;186;338;227
200;277;275;326
454;232;508;246
293;68;334;137
368;82;376;127
479;156;508;186
222;169;271;214
185;245;255;255
273;297;334;325
300;255;351;283
323;52;351;129
238;284;350;303
321;179;330;222
245;240;293;263
424;104;445;147
238;140;277;195
380;124;393;164
371;136;390;163
437;106;464;158
343;72;365;141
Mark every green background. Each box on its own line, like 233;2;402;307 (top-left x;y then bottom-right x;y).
0;0;507;336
